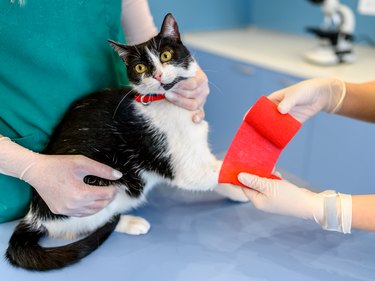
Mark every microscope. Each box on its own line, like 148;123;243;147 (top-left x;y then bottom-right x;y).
305;0;356;65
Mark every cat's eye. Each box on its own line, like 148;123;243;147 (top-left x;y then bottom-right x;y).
134;64;147;74
160;51;172;63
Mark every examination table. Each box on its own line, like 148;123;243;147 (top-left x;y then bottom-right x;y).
1;184;374;281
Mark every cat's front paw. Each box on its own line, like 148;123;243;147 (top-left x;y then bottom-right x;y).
214;184;249;203
115;215;151;235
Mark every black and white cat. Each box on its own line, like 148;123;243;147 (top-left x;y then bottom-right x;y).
5;14;248;271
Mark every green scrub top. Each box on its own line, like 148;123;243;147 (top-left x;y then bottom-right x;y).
0;0;128;222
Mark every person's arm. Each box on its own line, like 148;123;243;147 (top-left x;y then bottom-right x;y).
237;78;375;233
268;77;375;124
121;0;158;45
0;135;122;217
239;173;375;233
351;195;375;232
337;81;375;122
238;173;355;233
120;0;209;122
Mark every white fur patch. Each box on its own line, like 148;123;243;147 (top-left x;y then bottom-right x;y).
164;24;176;38
135;101;219;191
115;215;150;235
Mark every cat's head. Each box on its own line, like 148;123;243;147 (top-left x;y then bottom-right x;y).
109;13;197;95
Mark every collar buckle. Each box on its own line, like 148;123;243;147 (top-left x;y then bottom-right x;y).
140;95;151;106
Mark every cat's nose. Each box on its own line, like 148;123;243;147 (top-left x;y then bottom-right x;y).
153;71;162;82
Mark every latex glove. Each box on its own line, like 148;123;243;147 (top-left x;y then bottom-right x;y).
238;173;352;233
268;77;346;123
0;137;122;217
238;173;324;221
165;66;209;123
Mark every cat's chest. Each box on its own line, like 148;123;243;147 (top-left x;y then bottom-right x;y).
134;101;209;144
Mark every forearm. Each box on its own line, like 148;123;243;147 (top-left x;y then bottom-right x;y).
121;0;157;45
351;195;375;232
337;81;375;122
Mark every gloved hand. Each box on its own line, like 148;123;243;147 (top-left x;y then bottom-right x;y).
165;66;209;123
238;173;352;233
0;137;122;217
268;77;346;123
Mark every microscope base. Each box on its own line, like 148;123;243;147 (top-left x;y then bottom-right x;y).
304;46;356;66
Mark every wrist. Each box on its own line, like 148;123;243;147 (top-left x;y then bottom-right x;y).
0;137;40;180
324;78;347;114
313;190;352;233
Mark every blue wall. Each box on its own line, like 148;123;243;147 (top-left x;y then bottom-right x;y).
250;0;322;35
149;0;375;45
148;0;250;32
249;0;375;43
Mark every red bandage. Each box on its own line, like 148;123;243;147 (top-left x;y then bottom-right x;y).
218;96;302;188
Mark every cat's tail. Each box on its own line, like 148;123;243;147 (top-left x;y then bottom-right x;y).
5;215;120;271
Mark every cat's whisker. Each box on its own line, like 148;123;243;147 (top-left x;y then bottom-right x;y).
196;68;219;73
207;80;224;96
158;37;162;51
133;44;141;57
112;87;138;118
152;37;158;50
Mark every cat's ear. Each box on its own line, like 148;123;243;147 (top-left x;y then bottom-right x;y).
108;40;129;64
160;13;181;40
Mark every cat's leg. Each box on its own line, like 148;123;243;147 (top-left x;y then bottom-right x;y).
173;157;249;202
209;160;249;202
173;157;221;191
214;184;249;202
180;158;249;202
114;215;151;235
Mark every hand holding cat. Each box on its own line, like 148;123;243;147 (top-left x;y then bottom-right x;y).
23;155;123;217
267;77;346;123
165;66;209;123
0;137;122;217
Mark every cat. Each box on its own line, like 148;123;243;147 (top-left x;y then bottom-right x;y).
5;13;248;271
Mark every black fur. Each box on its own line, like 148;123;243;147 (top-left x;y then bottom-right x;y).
6;215;120;271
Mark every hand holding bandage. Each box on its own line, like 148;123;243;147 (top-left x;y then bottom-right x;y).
218;95;351;234
219;96;301;187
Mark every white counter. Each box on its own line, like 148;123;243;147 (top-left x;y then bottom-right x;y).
183;27;375;82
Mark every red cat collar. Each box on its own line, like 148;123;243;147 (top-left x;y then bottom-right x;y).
134;94;166;105
219;96;302;188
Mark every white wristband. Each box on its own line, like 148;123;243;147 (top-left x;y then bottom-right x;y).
329;79;347;114
318;190;352;234
339;193;352;234
320;190;340;231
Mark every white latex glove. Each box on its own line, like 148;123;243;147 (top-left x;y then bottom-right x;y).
0;137;122;217
268;77;346;123
238;173;324;221
165;66;209;123
238;173;352;233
